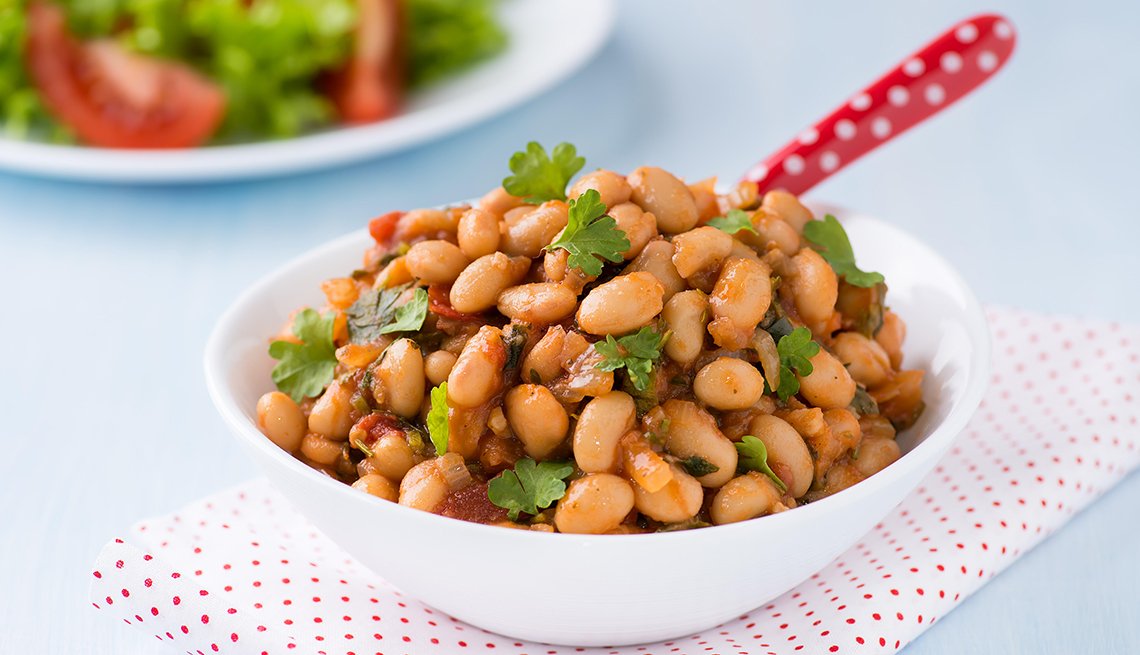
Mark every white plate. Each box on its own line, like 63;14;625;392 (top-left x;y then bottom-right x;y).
0;0;614;183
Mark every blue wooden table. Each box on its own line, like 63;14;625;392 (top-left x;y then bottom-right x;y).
2;1;1137;652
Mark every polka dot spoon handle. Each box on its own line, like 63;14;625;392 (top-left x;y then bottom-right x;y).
743;13;1016;196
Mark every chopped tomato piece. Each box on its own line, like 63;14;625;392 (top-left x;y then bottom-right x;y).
25;2;225;148
368;210;404;246
327;0;403;123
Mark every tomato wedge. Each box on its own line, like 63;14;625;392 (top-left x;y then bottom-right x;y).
24;2;226;149
327;0;404;123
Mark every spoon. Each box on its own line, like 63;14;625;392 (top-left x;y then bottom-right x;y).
743;13;1016;196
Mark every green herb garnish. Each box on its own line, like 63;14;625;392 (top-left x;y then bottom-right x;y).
771;327;821;401
503;141;585;203
345;284;428;344
594;326;666;392
426;382;449;456
735;435;787;492
706;209;757;235
546;189;630;276
487;458;573;520
679;456;720;477
268;309;339;402
803;214;884;288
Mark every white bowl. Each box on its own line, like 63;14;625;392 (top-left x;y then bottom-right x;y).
204;204;990;647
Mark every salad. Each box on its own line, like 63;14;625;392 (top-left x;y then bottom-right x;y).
253;142;926;534
0;0;505;148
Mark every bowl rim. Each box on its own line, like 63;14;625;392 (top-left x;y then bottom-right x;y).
204;203;991;544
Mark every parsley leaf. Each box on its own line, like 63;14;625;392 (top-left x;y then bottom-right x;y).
546;189;630;276
735;435;787;492
427;382;449;456
345;284;426;344
268;309;338;402
679;456;720;477
774;327;821;401
487;458;573;520
803;214;885;288
594;326;666;392
378;288;429;335
502;141;585;204
706;209;757;235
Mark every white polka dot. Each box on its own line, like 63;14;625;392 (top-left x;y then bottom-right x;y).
956;23;979;43
903;58;925;77
925;83;946;105
978;50;999;72
798;128;819;146
819;151;840;173
850;93;872;111
835;119;857;141
941;51;963;74
783;155;805;175
871;117;892;139
994;20;1013;40
888;85;910;107
748;164;769;180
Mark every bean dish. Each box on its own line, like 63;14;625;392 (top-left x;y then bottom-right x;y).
254;142;925;534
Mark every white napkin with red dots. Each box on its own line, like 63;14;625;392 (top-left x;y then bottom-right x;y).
90;306;1140;655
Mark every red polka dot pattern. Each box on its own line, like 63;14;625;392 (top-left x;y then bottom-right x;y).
89;307;1139;654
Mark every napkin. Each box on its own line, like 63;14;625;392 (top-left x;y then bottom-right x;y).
90;306;1140;654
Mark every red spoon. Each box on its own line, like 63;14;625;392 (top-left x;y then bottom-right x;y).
743;13;1016;196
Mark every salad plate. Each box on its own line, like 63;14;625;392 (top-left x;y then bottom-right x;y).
0;0;614;183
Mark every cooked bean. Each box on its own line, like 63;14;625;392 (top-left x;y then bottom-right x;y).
628;166;699;233
497;283;578;324
576;272;664;335
308;378;356;440
671;226;733;278
623;239;687;302
573;391;636;473
689;178;720;222
352;473;399;501
737;208;799;255
504;384;569;460
832;332;892;387
553;474;635;534
789;248;838;328
608;203;657;259
500;201;568;257
300;433;342;466
366;434;417;481
876;310;907;369
376;339;425;418
660;399;737;487
447;325;505;408
798;349;856;409
256;391;306;453
853;437;901;477
405;240;469;284
662;290;708;367
450;253;530;314
478;185;524;219
398;459;451;511
569;169;632;208
456;208;501;259
748;414;813;498
399;208;458;239
708;257;772;350
633;464;703;523
423;350;458;386
693;357;765;410
522;326;565;384
761;190;813;232
710;472;785;525
718;180;759;213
